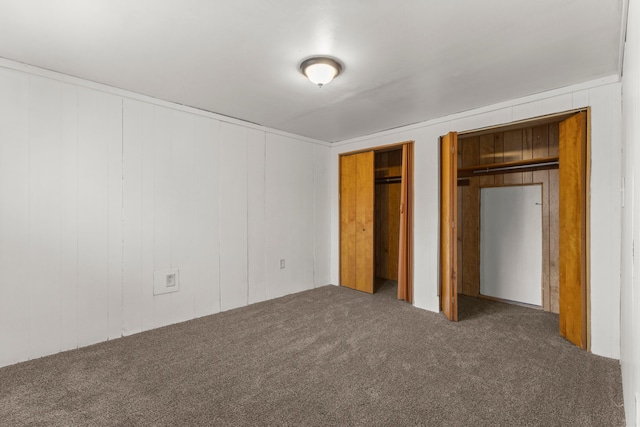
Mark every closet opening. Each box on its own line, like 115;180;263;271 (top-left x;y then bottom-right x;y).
339;142;413;302
374;148;403;296
440;110;590;349
456;120;561;312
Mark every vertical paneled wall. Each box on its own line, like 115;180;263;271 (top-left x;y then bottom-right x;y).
621;1;640;424
218;123;249;311
122;101;223;333
248;129;267;305
265;134;316;299
0;68;123;366
0;63;331;368
0;68;29;365
457;124;560;312
313;144;332;287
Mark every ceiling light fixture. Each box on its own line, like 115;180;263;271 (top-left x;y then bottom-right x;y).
300;56;343;88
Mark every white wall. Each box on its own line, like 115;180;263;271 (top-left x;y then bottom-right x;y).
621;0;640;424
0;60;332;368
330;76;623;359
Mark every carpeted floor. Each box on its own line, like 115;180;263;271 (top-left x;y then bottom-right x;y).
0;284;625;426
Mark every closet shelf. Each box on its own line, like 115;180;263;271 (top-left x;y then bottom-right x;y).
457;156;559;178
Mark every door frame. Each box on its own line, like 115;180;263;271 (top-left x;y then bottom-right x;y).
339;141;414;302
439;108;591;350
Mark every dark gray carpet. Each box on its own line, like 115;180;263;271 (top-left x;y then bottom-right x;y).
0;285;624;426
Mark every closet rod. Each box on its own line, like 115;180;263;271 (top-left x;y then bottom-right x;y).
375;176;402;184
472;161;559;174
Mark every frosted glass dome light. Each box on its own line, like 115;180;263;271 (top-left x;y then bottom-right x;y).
300;57;343;87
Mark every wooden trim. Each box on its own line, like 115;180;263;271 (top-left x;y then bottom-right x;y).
339;140;414;156
408;143;414;303
338;155;343;287
397;143;414;303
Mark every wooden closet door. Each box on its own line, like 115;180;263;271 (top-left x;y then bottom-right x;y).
440;132;458;321
559;112;587;349
340;151;374;293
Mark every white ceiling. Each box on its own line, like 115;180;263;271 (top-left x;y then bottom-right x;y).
0;1;626;142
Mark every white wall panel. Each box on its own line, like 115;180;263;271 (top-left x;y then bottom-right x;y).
194;116;220;317
265;134;315;299
313;144;332;286
572;90;590;108
456;108;512;136
150;106;174;327
589;84;622;358
413;127;441;312
140;103;156;332
631;68;640;427
0;68;30;367
76;88;121;347
541;93;573;115
122;99;144;335
166;110;196;325
59;83;79;351
621;3;640;424
28;76;63;358
248;129;266;304
512;100;543;121
76;88;108;347
107;98;123;341
219;122;249;311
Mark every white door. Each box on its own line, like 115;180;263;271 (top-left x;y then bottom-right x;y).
480;185;542;306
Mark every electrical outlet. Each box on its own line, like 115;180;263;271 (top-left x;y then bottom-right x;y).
166;273;176;287
280;259;285;269
154;269;180;295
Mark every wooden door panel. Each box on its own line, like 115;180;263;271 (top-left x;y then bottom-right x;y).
340;151;374;293
440;132;458;321
355;151;374;293
397;143;414;303
340;154;357;289
559;112;587;349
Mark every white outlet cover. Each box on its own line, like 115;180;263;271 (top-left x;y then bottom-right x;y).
154;269;180;295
